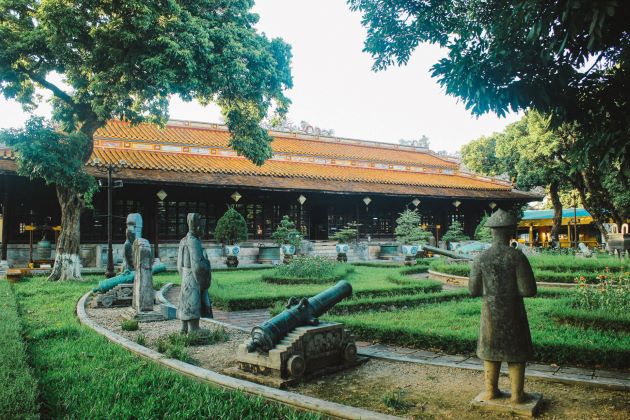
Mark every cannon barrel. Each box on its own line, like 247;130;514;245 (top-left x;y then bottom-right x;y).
247;280;353;353
420;244;473;261
92;262;167;293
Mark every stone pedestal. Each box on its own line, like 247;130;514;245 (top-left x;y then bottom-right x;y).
471;391;543;417
226;322;365;388
91;283;133;308
124;307;164;322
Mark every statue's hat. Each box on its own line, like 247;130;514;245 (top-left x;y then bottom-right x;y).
485;209;518;228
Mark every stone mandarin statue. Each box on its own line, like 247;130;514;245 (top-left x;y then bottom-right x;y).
123;213;143;271
177;213;212;333
469;209;537;404
132;238;154;313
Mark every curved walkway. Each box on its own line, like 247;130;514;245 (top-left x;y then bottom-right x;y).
163;284;630;391
77;290;399;420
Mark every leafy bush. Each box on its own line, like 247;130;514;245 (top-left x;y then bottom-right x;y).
270;215;303;247
272;256;338;279
121;319;139;331
395;209;433;245
474;214;492;243
429;259;471;277
573;271;630;314
0;282;39;419
441;220;469;243
331;224;358;243
214;207;248;245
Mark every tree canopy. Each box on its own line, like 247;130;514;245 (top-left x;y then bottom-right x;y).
349;0;629;167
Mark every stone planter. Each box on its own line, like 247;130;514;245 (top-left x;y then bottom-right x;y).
336;243;349;263
401;244;419;266
379;244;399;260
258;245;281;264
224;244;240;268
281;244;296;264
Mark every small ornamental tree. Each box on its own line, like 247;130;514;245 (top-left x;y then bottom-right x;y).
474;215;493;243
271;215;303;248
332;225;359;244
395;209;433;245
214;208;248;246
442;220;470;244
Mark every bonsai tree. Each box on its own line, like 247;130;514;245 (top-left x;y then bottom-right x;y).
214;208;248;268
474;215;493;243
271;215;303;263
395;209;433;245
442;220;470;248
271;216;303;248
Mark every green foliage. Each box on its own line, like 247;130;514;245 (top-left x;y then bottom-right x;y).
549;302;630;333
331;224;358;244
214;208;248;245
329;297;630;368
0;282;39;419
270;215;303;247
394;209;433;245
349;0;629;164
573;272;630;314
474;215;493;243
0;117;98;202
12;277;312;419
121;319;139;331
135;334;146;346
382;389;412;411
441;220;469;243
264;256;344;284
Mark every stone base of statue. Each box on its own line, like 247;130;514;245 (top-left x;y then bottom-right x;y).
471;391;543;417
226;322;366;389
123;306;164;323
91;283;133;308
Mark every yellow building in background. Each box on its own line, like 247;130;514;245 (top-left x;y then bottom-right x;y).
517;208;600;248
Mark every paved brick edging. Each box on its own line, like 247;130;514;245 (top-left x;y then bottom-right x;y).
77;291;399;420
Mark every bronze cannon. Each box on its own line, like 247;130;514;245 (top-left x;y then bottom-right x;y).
421;244;474;261
247;279;353;353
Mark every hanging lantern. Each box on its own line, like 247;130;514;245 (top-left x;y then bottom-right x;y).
297;194;307;205
412;198;421;207
363;196;372;206
231;191;242;203
489;201;497;209
452;200;462;208
156;189;168;201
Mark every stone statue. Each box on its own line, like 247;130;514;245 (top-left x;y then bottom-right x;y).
123;213;143;271
177;213;212;334
132;238;154;313
469;209;538;407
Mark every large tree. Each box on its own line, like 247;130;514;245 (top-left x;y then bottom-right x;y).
0;1;292;280
348;0;630;170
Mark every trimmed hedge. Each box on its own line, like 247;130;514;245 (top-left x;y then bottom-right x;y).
261;265;354;285
0;281;39;419
549;302;630;333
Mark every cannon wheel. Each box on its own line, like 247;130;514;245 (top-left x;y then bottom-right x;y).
99;295;114;308
343;343;357;362
287;355;305;378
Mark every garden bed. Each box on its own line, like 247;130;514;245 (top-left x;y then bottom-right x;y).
262;264;355;285
326;297;630;369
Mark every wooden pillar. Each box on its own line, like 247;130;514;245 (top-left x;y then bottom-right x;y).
1;181;9;261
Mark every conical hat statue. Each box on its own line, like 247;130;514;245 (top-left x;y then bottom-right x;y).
485;209;518;228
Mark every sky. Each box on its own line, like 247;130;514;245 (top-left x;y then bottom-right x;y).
0;0;520;154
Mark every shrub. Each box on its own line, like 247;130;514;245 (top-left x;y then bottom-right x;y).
573;271;630;314
272;256;338;279
121;319;139;331
474;214;492;243
331;224;358;243
395;209;433;245
214;207;248;245
136;334;146;346
270;215;303;247
441;220;469;243
429;259;471;277
382;389;412;411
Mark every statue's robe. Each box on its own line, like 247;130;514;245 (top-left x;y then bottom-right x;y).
469;245;537;363
177;233;211;320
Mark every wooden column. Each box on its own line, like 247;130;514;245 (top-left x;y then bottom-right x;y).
1;180;9;261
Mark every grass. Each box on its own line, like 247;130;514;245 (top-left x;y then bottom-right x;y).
429;254;630;283
121;319;139;331
11;277;317;419
327;296;630;368
262;264;355;285
0;281;39;419
548;301;630;333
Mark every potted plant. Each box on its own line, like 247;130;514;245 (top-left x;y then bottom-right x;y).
442;219;470;250
214;207;248;268
332;224;358;262
395;209;434;265
271;215;303;264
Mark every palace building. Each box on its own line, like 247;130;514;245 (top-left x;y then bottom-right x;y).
0;119;539;267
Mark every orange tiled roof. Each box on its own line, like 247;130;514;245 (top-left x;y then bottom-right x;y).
95;120;459;170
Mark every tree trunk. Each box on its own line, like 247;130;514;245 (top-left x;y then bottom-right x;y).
48;185;84;281
549;181;563;242
575;176;609;243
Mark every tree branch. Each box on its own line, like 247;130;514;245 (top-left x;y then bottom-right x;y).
17;65;76;108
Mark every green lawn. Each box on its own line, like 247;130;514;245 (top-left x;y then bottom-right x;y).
327;297;630;368
0;281;38;419
157;266;441;310
11;277;316;419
